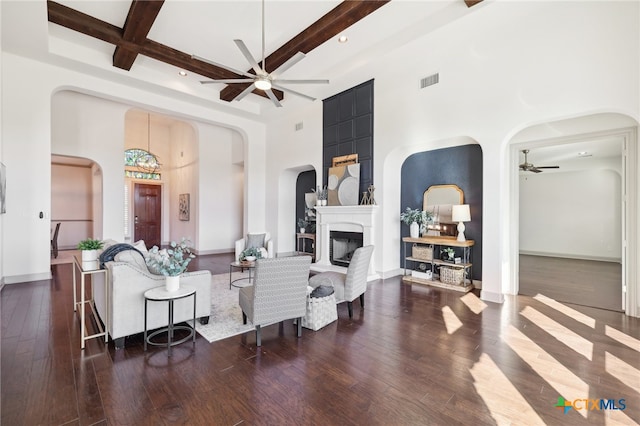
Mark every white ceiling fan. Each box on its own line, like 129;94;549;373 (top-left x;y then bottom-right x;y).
192;0;329;107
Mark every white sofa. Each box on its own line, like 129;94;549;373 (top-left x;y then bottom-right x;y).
92;243;211;349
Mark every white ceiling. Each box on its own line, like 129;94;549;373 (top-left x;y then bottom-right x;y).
1;0;480;119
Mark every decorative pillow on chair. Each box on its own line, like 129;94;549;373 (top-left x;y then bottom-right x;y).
246;233;266;249
310;285;335;298
132;240;148;255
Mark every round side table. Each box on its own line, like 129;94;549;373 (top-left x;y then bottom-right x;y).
144;284;196;357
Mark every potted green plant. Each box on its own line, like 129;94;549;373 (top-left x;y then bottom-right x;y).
298;218;309;233
146;238;196;292
239;246;263;262
441;247;456;262
77;238;104;262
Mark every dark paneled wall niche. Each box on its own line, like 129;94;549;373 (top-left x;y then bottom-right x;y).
296;170;317;232
323;80;374;198
400;144;483;280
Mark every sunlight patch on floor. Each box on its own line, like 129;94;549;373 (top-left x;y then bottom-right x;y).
460;292;487;314
502;325;589;418
604;407;636;426
533;294;595;328
605;325;640;353
605;352;640;392
521;306;593;361
469;353;546;425
441;306;463;335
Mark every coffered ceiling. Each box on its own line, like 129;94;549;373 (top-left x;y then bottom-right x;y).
2;0;484;119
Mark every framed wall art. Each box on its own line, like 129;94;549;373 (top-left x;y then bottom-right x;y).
179;193;190;221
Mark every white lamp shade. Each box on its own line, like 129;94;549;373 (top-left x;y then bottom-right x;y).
452;204;471;222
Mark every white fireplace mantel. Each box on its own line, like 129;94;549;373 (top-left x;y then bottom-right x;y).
311;205;379;280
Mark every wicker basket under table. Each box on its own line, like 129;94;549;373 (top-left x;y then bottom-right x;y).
440;266;465;286
412;244;433;260
302;293;338;331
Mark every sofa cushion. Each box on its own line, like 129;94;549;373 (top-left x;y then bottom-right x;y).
246;233;266;249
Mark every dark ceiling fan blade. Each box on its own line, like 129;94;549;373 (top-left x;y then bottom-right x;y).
235;83;257;101
271;52;306;77
271;83;316;101
535;166;560;169
234;39;264;75
191;54;256;78
275;79;330;84
265;89;283;107
200;79;255;84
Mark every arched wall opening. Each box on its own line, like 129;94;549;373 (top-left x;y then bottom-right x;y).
505;112;638;317
276;165;317;256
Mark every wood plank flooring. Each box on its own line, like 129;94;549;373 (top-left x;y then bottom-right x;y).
2;253;640;425
519;254;623;312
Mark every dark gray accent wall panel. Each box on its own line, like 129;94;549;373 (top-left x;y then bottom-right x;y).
400;144;483;280
323;80;374;199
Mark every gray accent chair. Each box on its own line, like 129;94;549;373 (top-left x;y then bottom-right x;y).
239;256;312;346
308;245;374;318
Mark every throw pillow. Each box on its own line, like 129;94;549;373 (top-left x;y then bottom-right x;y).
133;239;148;254
310;285;334;298
246;233;266;250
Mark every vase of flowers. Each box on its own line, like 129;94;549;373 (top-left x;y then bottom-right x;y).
145;238;196;292
240;247;263;262
400;208;433;238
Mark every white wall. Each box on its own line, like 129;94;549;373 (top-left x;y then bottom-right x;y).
263;1;639;305
51;163;93;249
1;53;266;283
520;168;622;261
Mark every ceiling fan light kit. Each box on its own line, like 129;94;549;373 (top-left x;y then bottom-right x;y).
195;0;328;107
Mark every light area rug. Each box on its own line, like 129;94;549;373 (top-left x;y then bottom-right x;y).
192;271;255;343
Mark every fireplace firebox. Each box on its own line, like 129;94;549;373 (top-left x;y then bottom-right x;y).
329;231;364;267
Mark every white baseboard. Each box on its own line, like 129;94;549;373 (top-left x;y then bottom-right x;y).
480;289;504;304
519;250;621;263
4;272;52;284
194;248;234;255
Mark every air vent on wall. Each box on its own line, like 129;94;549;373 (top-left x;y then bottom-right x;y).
295;122;304;131
420;73;439;89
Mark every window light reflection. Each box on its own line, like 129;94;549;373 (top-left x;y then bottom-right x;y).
605;325;640;353
521;306;593;361
470;353;546;425
533;294;596;328
605;352;640;391
502;325;589;418
442;306;463;335
460;292;488;314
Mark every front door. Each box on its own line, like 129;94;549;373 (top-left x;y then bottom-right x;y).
134;183;161;247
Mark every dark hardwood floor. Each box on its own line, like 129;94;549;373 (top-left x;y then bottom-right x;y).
3;254;640;425
519;254;623;312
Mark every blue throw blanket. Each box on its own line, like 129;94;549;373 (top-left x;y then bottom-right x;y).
99;243;144;269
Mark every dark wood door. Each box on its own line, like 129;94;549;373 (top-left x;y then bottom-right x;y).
134;183;161;247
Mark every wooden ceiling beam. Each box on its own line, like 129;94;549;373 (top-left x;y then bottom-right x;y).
220;0;390;102
464;0;484;8
113;0;165;70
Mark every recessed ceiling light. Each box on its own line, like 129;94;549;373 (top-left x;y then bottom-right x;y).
178;71;187;77
338;35;348;43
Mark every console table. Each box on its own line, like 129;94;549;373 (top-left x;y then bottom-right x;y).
72;256;109;349
402;236;474;292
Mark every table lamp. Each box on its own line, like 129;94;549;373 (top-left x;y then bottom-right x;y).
452;204;471;242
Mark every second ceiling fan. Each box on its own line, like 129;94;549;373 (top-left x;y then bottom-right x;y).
519;149;560;173
193;0;329;107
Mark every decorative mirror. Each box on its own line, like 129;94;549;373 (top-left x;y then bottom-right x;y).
423;184;464;237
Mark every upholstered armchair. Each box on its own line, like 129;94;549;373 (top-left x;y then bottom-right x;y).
238;256;311;346
308;245;374;318
235;232;274;261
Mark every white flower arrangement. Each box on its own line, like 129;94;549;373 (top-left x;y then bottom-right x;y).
145;238;196;276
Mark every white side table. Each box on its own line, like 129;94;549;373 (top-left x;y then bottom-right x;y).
72;256;109;349
144;285;196;357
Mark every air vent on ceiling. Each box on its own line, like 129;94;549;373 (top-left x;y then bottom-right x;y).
295;122;304;131
420;73;439;89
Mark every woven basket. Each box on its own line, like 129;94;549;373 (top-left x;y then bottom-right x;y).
440;266;465;285
412;244;433;260
302;293;338;331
